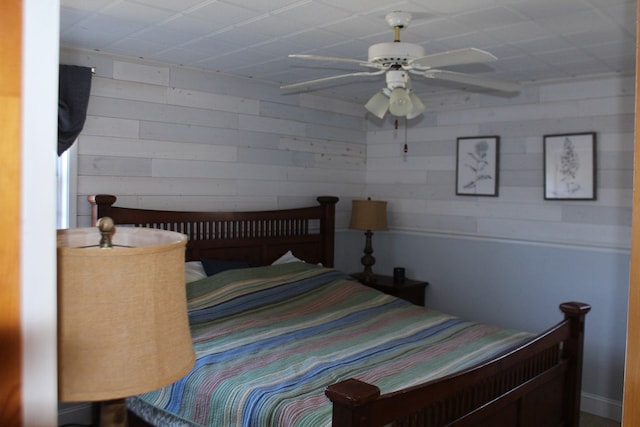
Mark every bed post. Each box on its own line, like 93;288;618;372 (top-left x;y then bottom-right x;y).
88;194;117;226
560;301;591;427
325;378;380;427
317;196;339;268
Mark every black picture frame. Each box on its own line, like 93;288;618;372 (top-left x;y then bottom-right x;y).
456;136;500;196
543;132;596;200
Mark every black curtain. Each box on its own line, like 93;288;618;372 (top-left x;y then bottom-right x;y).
58;65;92;156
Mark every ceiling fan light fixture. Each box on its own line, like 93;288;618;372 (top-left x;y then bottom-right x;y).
406;92;426;119
385;69;409;90
389;87;412;117
365;91;390;119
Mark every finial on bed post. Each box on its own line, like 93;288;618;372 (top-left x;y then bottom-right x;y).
88;194;117;226
325;378;380;427
317;196;339;268
559;301;591;427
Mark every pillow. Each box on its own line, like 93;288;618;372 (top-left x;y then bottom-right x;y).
200;257;250;276
271;250;304;265
185;261;207;284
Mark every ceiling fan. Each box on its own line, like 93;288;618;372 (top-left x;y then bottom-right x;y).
281;11;520;120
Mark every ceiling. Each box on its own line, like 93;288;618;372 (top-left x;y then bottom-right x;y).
59;0;637;103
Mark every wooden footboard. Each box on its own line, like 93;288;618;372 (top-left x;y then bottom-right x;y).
326;302;590;427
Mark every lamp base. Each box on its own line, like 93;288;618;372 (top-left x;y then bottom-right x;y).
359;230;377;284
100;399;128;427
352;271;378;285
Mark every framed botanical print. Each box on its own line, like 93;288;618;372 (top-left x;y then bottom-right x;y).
544;132;596;200
456;136;499;196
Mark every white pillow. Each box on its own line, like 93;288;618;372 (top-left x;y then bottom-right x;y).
271;250;304;265
185;261;207;283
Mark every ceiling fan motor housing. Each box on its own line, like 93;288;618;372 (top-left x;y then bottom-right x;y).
368;42;425;67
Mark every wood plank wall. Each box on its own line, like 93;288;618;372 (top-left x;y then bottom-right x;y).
0;0;23;425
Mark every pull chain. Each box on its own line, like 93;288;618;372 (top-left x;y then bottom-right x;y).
395;119;408;155
404;117;408;154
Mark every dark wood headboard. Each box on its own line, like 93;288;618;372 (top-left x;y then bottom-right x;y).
88;195;339;267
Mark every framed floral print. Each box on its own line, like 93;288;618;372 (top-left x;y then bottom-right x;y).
456;136;500;196
543;132;596;200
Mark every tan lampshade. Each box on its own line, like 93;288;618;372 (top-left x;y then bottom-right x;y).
350;199;388;231
57;225;195;402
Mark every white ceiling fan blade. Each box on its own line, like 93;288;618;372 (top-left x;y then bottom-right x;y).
420;69;520;93
280;70;385;90
288;54;382;69
409;48;497;70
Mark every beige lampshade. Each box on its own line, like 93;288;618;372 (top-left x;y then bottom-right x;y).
350;199;388;231
57;225;195;402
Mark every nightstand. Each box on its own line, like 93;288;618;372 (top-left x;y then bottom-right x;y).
350;273;428;307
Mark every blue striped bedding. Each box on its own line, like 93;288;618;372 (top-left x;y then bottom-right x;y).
128;262;532;426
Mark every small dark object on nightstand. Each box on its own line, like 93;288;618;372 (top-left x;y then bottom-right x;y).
393;267;405;283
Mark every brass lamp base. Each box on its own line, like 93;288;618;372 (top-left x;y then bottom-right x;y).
97;399;128;427
359;230;377;284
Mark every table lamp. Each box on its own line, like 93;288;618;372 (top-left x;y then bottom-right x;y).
57;218;195;426
350;198;388;284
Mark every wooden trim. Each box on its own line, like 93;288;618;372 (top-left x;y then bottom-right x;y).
622;0;640;422
0;0;22;425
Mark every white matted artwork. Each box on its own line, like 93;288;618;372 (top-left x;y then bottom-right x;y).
544;132;596;200
456;136;499;196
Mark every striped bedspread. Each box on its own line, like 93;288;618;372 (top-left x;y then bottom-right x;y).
129;262;531;427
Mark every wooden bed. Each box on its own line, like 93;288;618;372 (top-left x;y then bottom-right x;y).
89;194;591;427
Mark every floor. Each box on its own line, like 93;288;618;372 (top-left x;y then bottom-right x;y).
128;411;620;426
580;412;621;427
127;412;620;426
